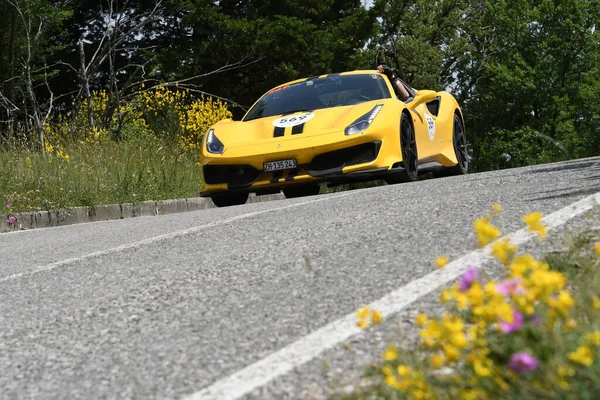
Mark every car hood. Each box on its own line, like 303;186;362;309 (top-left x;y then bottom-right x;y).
211;101;384;148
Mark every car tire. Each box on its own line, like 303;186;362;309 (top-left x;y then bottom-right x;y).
434;112;469;178
282;184;321;198
211;192;249;207
385;112;419;185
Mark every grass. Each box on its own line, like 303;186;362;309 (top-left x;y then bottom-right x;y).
331;220;600;400
0;139;203;212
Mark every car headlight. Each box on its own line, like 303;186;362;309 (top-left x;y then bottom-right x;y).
206;129;224;154
344;104;384;136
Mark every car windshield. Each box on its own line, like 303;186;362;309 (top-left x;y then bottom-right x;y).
243;74;391;122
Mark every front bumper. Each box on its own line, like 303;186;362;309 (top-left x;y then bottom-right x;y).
200;130;401;196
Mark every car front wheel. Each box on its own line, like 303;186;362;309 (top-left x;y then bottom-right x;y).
283;184;321;198
211;192;249;207
385;112;419;184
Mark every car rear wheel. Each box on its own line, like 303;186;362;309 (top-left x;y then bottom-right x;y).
283;184;321;199
211;192;249;207
385;112;419;184
434;113;468;178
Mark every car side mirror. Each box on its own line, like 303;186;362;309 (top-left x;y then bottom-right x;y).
408;90;438;109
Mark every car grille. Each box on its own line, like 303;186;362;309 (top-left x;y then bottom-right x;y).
203;165;260;187
309;141;381;172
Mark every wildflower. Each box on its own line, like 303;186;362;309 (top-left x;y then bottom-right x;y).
473;217;501;247
439;288;452;303
430;353;445;368
523;212;547;238
595;243;600;258
491;238;517;265
371;310;383;325
356;306;369;319
500;309;524;333
491;203;503;215
495;278;525;296
415;313;428;327
473;358;492;377
586;331;600;346
383;345;398;361
6;202;12;209
459;268;479;292
397;365;411;377
7;215;16;224
507;352;539;375
356;306;369;328
436;256;449;269
564;319;577;331
568;345;594;366
548;291;575;316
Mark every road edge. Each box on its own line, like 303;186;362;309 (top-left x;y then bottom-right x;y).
0;193;285;232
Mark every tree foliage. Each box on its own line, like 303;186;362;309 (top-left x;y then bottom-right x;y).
0;0;598;170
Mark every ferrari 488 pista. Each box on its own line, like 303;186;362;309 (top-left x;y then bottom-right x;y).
200;70;468;207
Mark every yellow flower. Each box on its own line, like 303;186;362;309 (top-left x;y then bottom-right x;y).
586;331;600;346
397;365;411;377
548;290;575;315
491;203;503;216
449;332;469;349
356;306;369;320
415;313;429;327
383;345;398;361
356;319;368;329
436;256;449;269
431;353;445;368
595;243;600;258
565;319;577;331
523;212;543;224
371;310;383;325
473;217;501;247
569;345;594;366
523;212;547;238
440;288;452;303
473;358;492;377
443;344;460;362
491;238;517;265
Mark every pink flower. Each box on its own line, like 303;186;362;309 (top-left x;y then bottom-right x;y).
459;268;479;292
496;278;525;296
508;352;539;375
7;216;16;224
6;203;11;209
501;309;524;333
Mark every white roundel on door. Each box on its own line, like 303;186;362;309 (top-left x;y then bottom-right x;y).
272;113;315;128
425;113;436;140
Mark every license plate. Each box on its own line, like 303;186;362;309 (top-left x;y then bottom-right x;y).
263;159;297;172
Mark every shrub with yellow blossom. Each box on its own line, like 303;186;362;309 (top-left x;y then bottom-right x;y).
44;85;232;151
358;205;600;399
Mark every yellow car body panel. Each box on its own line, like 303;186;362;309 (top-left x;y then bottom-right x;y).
199;70;466;197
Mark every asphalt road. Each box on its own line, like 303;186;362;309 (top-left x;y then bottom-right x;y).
1;157;599;400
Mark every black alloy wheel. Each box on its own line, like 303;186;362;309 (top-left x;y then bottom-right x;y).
434;112;469;177
385;112;419;184
282;184;321;198
211;192;249;207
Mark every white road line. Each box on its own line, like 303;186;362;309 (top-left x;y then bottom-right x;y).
184;192;600;400
0;192;354;284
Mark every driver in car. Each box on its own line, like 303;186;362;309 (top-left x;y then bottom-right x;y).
377;64;410;102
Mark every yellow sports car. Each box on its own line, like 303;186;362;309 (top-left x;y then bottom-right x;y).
200;70;468;207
